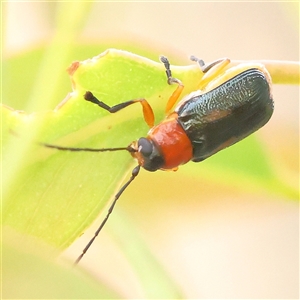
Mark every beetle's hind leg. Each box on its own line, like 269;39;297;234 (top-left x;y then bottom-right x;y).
191;55;231;91
160;56;185;113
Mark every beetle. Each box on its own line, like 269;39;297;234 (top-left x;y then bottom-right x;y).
43;55;274;263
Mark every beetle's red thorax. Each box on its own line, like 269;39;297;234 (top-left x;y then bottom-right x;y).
147;113;193;170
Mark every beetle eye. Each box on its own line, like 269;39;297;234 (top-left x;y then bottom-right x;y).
138;138;153;157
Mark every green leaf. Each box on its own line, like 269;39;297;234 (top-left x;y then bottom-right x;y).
3;49;200;249
3;48;196;298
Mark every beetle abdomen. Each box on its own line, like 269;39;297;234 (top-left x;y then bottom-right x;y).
176;68;274;162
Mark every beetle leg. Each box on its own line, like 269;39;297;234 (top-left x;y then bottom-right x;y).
84;91;155;127
190;56;226;73
191;56;231;91
160;56;185;113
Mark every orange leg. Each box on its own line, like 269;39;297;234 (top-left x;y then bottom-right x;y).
192;56;271;93
191;56;231;91
84;91;155;127
160;56;185;114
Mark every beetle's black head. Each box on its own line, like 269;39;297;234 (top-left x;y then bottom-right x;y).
129;137;164;172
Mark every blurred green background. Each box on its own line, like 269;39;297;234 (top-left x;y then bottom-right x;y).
3;2;299;299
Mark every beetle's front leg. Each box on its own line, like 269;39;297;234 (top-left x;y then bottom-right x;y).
84;91;155;127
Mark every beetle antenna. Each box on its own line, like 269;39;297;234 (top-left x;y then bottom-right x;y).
41;142;140;264
74;165;141;265
42;143;137;153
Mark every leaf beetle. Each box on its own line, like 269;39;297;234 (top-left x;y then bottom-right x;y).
44;55;274;263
